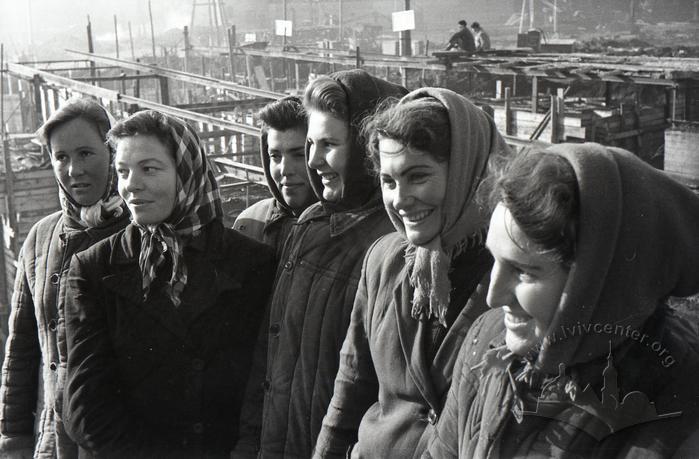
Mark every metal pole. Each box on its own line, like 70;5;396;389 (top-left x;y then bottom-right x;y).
128;21;135;59
338;0;343;45
148;0;157;59
519;0;526;34
227;26;237;80
283;0;288;48
114;15;120;58
1;43;19;257
529;0;535;30
86;16;96;83
399;0;412;56
553;0;558;35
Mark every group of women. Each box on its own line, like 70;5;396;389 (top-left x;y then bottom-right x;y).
0;67;697;459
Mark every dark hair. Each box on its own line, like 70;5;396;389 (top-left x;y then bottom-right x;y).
489;149;579;267
363;97;450;174
107;110;178;156
471;22;481;29
36;97;111;150
258;96;308;134
303;76;349;121
458;20;467;26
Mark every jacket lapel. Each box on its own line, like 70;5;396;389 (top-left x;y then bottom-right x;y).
393;277;441;411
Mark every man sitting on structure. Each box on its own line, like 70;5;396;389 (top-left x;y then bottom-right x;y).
446;19;476;53
472;22;491;51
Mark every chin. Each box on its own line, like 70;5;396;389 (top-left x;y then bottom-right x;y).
505;332;540;357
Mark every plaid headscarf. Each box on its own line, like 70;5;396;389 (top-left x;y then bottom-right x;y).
135;112;223;307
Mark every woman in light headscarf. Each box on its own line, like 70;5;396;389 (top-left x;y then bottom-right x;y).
62;110;275;458
426;144;699;458
313;87;511;458
0;97;129;459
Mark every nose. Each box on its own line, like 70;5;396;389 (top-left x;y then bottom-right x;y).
121;170;143;193
392;183;414;211
307;143;323;171
486;261;513;310
68;159;85;177
280;156;294;177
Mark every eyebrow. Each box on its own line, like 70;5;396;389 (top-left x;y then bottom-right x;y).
485;242;543;272
381;164;432;178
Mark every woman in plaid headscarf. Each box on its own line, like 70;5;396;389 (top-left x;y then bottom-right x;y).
62;110;275;458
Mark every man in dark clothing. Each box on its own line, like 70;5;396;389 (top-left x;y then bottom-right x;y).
446;19;475;52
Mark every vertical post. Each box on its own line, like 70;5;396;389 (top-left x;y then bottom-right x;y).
86;16;96;82
114;14;120;58
504;86;513;135
401;68;408;89
268;61;276;92
32;74;43;130
399;0;412;57
148;0;157;59
128;21;135;60
512;74;518;97
245;54;254;87
2;44;19;258
159;76;170;105
295;62;300;91
519;0;526;34
338;0;343;45
550;95;564;143
184;26;191;73
227;26;236;80
553;0;558;35
355;46;360;68
282;0;288;48
670;86;677;123
531;76;538;113
134;58;141;98
529;0;535;30
694;0;699;21
496;80;503;99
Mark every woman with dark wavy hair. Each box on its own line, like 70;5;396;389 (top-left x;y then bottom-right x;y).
63;110;275;458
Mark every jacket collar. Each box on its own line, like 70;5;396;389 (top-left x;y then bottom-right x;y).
297;190;385;237
101;222;241;340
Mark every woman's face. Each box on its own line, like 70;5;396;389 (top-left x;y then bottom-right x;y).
115;135;178;226
306;110;350;202
486;203;570;357
378;137;448;246
49;117;111;206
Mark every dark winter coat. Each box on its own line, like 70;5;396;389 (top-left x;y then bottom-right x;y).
0;210;128;459
234;198;294;260
62;222;275;458
312;232;492;458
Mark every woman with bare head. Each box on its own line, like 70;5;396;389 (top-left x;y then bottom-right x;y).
0;97;129;458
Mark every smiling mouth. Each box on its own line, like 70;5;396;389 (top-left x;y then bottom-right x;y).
71;183;91;190
401;209;433;224
318;172;338;184
504;311;532;332
129;200;151;206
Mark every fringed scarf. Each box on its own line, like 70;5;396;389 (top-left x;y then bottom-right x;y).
135;112;223;307
389;88;511;326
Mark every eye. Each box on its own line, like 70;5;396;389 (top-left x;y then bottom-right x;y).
143;166;158;173
79;149;94;158
53;153;68;162
408;172;429;183
116;168;129;178
380;176;396;190
516;268;537;283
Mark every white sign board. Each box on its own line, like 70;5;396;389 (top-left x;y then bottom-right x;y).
392;10;415;32
275;19;293;37
244;33;257;42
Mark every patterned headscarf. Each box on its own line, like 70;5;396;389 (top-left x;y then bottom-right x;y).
131;112;223;307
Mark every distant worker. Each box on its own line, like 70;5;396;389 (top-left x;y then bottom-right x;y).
446;19;475;53
471;22;491;51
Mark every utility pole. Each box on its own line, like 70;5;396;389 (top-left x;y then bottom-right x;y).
338;0;343;45
114;15;120;58
86;16;96;82
399;0;411;56
148;0;157;58
553;0;558;35
283;0;288;48
128;21;135;60
529;0;535;30
1;43;18;257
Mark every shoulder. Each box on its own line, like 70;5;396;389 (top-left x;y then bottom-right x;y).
461;309;506;363
234;198;276;225
362;232;407;282
219;224;275;265
23;211;62;246
72;224;133;268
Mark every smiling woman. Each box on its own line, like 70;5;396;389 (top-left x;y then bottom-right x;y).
313;88;511;458
62;110;276;458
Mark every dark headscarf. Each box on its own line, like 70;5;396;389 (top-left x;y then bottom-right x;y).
306;69;408;211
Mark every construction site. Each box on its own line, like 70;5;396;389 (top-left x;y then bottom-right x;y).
1;0;699;333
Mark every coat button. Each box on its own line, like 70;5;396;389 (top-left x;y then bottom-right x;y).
192;422;204;434
427;409;438;425
49;362;57;371
50;273;60;285
48;319;57;332
269;323;280;336
192;358;205;371
283;260;293;270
